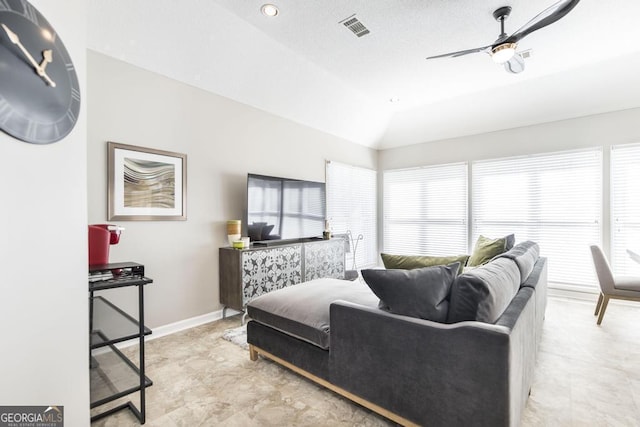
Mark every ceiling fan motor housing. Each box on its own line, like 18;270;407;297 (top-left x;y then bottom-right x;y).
493;6;512;22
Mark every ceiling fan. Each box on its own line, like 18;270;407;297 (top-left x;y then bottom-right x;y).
426;0;581;74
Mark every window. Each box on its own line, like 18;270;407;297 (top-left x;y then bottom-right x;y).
472;148;602;287
611;143;640;276
383;163;468;256
326;161;377;269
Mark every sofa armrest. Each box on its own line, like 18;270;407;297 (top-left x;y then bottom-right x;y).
329;286;535;426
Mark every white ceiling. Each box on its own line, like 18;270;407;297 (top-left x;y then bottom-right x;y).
87;0;640;149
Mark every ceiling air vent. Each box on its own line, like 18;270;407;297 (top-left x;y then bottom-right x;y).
339;14;370;38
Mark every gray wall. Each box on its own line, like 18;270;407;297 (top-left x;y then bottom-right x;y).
378;107;640;267
379;108;640;170
87;51;377;329
0;1;89;424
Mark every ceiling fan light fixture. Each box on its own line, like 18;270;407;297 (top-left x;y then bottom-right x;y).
491;43;517;63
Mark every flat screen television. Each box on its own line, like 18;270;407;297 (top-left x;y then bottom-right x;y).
246;173;326;243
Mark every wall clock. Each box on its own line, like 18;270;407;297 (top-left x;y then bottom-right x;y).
0;0;80;144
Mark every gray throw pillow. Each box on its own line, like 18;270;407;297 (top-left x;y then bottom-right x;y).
361;262;459;323
497;240;539;284
447;257;521;323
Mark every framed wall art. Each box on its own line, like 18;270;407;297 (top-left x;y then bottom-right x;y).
108;141;187;221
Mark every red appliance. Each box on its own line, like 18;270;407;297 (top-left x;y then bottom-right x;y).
88;224;123;266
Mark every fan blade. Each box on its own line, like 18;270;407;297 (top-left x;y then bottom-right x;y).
506;0;580;44
426;45;491;60
504;53;525;74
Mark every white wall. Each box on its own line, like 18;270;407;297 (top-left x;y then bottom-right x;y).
379;108;640;169
0;1;89;425
378;107;640;258
87;51;377;329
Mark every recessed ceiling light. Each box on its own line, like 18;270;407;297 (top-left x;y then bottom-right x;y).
261;4;279;17
389;97;400;103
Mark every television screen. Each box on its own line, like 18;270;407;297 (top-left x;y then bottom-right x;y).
246;173;326;242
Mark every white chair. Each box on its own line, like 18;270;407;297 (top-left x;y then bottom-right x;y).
590;245;640;325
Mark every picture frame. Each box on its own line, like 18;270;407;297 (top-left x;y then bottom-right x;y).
108;141;187;221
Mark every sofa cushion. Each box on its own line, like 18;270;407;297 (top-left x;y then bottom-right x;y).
247;278;378;350
380;253;469;274
447;257;521;323
361;263;459;323
497;241;540;284
467;235;512;267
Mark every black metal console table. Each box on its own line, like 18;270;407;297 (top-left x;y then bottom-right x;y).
89;262;153;424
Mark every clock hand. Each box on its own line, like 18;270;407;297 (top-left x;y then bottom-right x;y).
2;23;41;70
1;23;56;87
38;49;56;87
40;49;53;70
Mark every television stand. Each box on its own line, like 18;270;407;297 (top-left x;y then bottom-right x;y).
219;238;345;321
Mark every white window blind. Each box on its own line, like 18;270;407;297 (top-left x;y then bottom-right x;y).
611;143;640;276
472;148;602;287
326;161;377;269
383;163;468;256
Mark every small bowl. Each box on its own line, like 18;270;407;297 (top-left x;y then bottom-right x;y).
232;240;244;249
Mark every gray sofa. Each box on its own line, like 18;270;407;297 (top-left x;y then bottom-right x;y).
246;241;547;426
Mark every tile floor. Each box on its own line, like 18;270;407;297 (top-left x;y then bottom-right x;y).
91;297;640;426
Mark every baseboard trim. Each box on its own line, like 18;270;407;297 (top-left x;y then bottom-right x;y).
150;308;241;341
100;307;242;352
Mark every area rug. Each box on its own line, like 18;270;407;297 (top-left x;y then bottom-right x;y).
221;324;248;350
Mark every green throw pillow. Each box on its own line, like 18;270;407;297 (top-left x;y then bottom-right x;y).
381;253;469;274
467;235;508;267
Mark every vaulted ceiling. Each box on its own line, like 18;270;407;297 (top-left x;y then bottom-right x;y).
88;0;640;149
